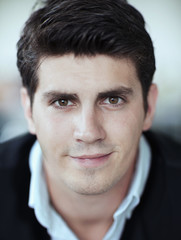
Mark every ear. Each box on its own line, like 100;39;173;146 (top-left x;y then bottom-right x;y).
20;87;36;135
142;83;158;131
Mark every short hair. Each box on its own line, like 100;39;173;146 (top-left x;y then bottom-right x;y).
17;0;155;111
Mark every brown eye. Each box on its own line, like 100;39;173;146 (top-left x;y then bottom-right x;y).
108;97;120;104
57;99;69;106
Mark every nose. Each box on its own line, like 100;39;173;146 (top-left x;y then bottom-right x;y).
73;107;106;144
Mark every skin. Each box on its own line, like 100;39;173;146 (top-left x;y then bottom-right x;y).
21;54;158;240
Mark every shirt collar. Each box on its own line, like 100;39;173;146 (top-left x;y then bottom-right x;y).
28;141;78;239
104;135;151;240
114;134;151;219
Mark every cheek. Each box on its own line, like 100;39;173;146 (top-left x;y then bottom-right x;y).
107;109;144;166
33;111;74;155
34;110;72;135
104;107;144;141
125;109;145;135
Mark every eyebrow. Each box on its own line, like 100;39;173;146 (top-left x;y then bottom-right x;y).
42;86;133;102
97;86;134;99
42;91;78;102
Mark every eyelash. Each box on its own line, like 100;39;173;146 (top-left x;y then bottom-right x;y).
51;96;126;109
52;99;75;109
101;96;126;107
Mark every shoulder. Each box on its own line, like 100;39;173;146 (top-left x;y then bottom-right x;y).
0;134;48;239
144;130;181;167
0;133;36;168
137;131;181;238
144;130;181;210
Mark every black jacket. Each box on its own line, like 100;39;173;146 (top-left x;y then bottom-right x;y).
0;132;181;240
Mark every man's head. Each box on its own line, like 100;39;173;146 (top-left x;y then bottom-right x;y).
17;0;155;112
19;0;158;196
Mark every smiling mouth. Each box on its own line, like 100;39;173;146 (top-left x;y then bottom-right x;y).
70;153;112;168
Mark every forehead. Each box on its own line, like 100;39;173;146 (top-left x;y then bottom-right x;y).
37;54;140;93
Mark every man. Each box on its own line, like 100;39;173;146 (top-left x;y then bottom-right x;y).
0;0;181;239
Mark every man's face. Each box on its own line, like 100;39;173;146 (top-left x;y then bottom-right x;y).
22;54;157;195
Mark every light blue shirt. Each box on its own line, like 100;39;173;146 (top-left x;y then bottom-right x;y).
28;135;151;240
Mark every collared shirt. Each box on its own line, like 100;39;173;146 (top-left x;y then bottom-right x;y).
28;135;151;240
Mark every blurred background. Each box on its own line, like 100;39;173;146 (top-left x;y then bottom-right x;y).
0;0;181;143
